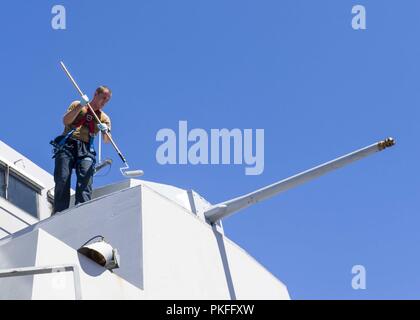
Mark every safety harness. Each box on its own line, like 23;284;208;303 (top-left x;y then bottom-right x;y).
51;108;102;157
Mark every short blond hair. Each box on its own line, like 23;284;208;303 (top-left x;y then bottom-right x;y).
95;85;112;95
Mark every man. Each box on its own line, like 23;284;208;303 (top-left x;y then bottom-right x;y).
52;86;112;214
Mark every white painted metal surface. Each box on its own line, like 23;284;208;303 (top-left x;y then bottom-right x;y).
0;138;395;299
0;181;290;299
0;264;82;300
0;140;57;233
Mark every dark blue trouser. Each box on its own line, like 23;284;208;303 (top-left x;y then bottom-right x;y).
53;138;96;214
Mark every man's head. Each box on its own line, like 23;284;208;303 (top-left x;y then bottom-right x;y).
91;85;112;110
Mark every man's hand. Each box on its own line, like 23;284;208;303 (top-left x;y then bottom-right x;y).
97;123;109;133
80;94;89;106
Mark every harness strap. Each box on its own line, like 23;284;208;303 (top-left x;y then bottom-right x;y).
72;108;102;135
71;107;101;153
59;128;76;146
51;107;101;158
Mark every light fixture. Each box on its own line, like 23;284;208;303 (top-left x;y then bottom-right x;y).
78;236;120;270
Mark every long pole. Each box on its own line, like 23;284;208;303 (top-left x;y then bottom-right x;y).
98;131;102;164
59;61;127;163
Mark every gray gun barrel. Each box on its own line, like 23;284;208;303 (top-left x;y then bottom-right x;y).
204;137;395;224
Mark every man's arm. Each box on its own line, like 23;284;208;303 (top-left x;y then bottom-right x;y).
103;131;112;144
99;116;112;143
63;96;89;126
63;103;85;126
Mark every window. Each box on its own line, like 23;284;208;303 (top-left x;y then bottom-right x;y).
0;165;39;218
0;166;5;198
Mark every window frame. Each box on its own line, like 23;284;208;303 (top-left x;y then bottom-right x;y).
0;162;42;218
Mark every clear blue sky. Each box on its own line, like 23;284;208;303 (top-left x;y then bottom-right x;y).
0;0;417;299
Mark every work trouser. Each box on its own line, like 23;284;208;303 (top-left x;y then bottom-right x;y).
53;137;96;214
